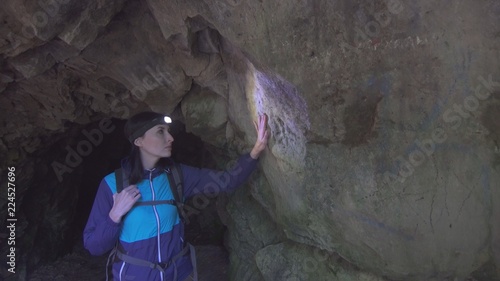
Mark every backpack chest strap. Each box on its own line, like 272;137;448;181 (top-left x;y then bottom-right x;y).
114;163;188;223
134;200;176;206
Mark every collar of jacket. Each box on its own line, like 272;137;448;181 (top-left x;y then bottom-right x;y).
142;166;166;179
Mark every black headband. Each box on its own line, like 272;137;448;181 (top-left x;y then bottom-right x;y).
128;116;172;143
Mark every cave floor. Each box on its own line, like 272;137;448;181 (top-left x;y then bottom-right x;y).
27;242;229;281
28;242;108;281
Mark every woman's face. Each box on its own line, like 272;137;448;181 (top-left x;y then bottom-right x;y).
135;124;174;159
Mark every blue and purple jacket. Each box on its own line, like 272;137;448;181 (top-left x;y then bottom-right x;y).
83;154;258;281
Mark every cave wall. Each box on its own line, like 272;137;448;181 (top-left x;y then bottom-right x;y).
1;0;499;280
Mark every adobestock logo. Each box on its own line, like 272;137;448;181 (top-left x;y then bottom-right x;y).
340;0;404;55
50;62;175;182
6;0;71;53
109;64;174;119
182;159;244;223
383;74;500;184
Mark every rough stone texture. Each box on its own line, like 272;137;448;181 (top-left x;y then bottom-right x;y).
255;242;386;281
222;183;284;281
181;85;229;148
0;0;499;280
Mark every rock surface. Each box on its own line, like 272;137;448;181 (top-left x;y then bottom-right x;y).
0;0;499;280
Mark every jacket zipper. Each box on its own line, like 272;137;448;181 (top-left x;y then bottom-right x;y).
149;170;164;281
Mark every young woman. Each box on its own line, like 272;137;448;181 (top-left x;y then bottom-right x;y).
83;111;269;281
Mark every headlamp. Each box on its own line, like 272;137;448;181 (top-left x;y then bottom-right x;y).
128;115;172;143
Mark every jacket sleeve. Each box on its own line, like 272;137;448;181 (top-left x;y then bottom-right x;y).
182;153;258;199
83;178;122;256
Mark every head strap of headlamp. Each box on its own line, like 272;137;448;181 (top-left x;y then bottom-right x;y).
128;116;172;143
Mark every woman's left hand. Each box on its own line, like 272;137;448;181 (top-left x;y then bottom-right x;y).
250;113;270;159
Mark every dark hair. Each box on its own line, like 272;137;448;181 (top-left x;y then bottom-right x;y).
124;111;170;184
126;145;144;185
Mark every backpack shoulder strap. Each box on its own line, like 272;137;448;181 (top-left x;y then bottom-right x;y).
171;163;184;202
115;168;124;193
165;163;189;223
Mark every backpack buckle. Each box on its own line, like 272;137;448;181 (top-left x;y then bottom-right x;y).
158;261;170;269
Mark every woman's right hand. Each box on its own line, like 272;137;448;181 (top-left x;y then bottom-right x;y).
109;185;141;223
